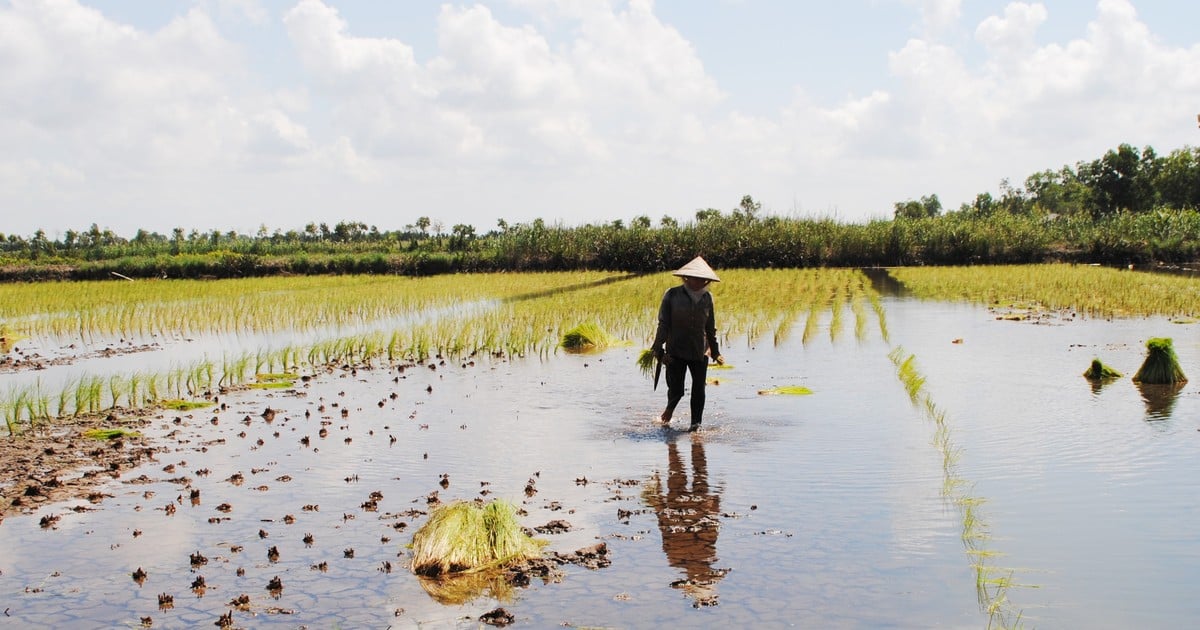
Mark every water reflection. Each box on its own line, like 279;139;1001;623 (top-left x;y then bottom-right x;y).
643;435;726;607
1135;382;1186;420
861;267;908;297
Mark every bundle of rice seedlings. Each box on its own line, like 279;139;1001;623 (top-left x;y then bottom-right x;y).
560;323;611;352
1082;358;1122;380
410;500;546;577
1132;337;1188;385
636;349;655;376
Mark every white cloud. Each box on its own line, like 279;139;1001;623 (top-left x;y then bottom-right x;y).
975;2;1046;57
1;0;1199;235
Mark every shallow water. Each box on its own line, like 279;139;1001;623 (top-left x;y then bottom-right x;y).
1;292;1198;628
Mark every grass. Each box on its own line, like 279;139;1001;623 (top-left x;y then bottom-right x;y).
409;500;546;577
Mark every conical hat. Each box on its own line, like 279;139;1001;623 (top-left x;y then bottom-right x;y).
672;256;720;282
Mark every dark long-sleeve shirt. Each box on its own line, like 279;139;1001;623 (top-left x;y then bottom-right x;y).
652;285;719;362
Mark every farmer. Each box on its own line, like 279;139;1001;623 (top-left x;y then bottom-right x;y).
652;256;724;432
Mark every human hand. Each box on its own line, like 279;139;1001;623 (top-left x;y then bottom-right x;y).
715;355;725;365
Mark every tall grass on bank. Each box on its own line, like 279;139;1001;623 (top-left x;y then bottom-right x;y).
888;347;1029;628
11;207;1200;284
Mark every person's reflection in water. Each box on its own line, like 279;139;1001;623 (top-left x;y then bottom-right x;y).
643;434;727;607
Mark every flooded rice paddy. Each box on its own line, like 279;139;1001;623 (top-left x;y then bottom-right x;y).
1;267;1199;628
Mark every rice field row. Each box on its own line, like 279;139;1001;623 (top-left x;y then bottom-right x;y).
888;264;1200;319
0;272;625;342
889;347;1028;629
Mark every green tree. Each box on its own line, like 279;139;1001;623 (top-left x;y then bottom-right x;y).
1154;146;1200;209
733;194;761;222
894;194;941;219
448;224;477;251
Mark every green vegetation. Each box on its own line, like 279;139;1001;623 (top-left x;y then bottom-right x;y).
83;428;141;440
162;399;214;411
409;500;546;577
1133;338;1188;385
888;347;1029;628
636;349;656;377
757;386;812;396
0;269;891;435
890;264;1200;319
2;144;1200;280
1083;358;1122;380
560;322;613;352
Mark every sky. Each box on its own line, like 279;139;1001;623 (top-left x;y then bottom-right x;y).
2;0;1199;238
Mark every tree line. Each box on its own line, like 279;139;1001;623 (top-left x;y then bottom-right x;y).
1;143;1197;280
894;143;1200;219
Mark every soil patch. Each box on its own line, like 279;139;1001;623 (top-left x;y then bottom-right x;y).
0;411;164;521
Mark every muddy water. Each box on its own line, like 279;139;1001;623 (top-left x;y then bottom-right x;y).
2;295;1199;628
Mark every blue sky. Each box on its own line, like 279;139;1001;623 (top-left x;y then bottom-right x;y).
2;0;1199;237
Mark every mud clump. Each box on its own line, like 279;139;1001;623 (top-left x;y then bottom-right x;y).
0;415;162;519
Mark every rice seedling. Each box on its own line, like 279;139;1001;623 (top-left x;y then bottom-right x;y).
256;373;297;382
1;268;894;431
801;303;821;345
851;292;868;342
868;292;890;343
1082;358;1122;380
108;375;128;410
828;284;845;343
757;386;813;396
163;400;213;411
888;345;1028;626
409;500;546;577
889;264;1200;319
1132;337;1187;384
248;382;292;390
55;377;76;418
128;372;145;406
888;349;926;404
83;428;141;440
